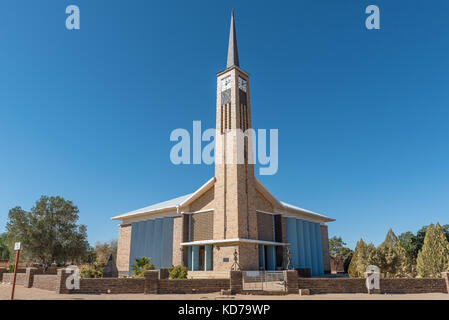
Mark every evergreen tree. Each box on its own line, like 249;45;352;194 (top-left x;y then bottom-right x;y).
374;229;410;278
348;239;376;278
416;223;449;278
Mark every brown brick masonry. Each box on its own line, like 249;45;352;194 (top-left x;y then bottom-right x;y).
298;277;449;294
2;267;448;295
2;273;27;286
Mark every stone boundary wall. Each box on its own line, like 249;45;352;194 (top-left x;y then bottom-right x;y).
2;268;448;295
380;278;447;294
298;277;449;294
2;273;27;285
298;278;367;294
76;278;145;294
158;279;229;294
32;275;59;291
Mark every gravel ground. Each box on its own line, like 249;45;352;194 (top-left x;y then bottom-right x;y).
1;283;449;300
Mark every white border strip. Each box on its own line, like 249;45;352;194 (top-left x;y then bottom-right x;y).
181;209;214;215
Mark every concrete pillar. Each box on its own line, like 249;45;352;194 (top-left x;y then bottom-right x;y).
320;224;331;273
56;267;77;294
284;270;298;294
144;270;159;294
230;270;242;295
364;271;380;294
24;267;38;288
442;272;449;294
159;268;169;280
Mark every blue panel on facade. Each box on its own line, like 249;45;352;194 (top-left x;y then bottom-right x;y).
153;219;163;268
267;246;276;270
310;221;318;276
286;218;299;268
161;217;173;268
296;219;306;268
136;221;145;258
303;221;312;271
205;245;212;271
187;246;192;270
258;245;265;270
192;245;199;271
129;222;139;274
128;216;176;274
315;223;324;275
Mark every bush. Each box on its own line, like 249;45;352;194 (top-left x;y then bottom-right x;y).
168;265;188;279
79;263;104;278
7;264;14;273
131;257;155;277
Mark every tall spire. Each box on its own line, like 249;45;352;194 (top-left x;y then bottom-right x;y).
226;9;239;68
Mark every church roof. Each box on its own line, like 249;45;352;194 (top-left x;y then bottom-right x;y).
112;177;333;223
111;193;192;221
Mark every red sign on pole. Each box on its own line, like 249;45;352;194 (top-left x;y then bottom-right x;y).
10;242;21;300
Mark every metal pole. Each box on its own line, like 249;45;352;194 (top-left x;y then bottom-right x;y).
10;249;21;300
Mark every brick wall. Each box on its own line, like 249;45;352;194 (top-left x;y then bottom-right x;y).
77;278;145;294
298;277;449;294
191;211;214;241
380;278;447;294
298;278;367;294
117;223;132;274
257;212;273;241
158;279;229;294
33;275;58;291
2;273;27;285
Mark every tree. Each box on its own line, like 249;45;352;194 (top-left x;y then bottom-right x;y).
399;224;449;264
5;196;90;267
0;233;11;260
374;229;410;278
329;236;353;273
416;223;449;278
348;239;376;278
131;257;155;277
94;240;118;266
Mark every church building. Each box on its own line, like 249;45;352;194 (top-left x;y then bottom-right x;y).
112;11;334;277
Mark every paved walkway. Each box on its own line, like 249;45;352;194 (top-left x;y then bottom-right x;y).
1;283;448;300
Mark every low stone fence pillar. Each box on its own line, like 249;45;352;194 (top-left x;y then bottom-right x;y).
24;267;38;288
144;270;159;294
56;267;77;294
284;270;298;294
159;268;169;280
364;271;380;294
230;271;242;295
0;267;7;282
442;272;449;294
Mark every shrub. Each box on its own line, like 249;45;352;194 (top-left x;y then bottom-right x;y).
79;263;104;278
131;257;155;277
348;239;376;278
168;265;188;279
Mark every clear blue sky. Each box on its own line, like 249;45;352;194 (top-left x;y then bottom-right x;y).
1;1;448;249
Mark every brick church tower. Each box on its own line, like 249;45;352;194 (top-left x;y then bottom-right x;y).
213;10;260;270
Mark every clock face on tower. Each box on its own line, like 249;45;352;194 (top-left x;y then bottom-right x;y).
238;77;247;92
221;76;231;91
